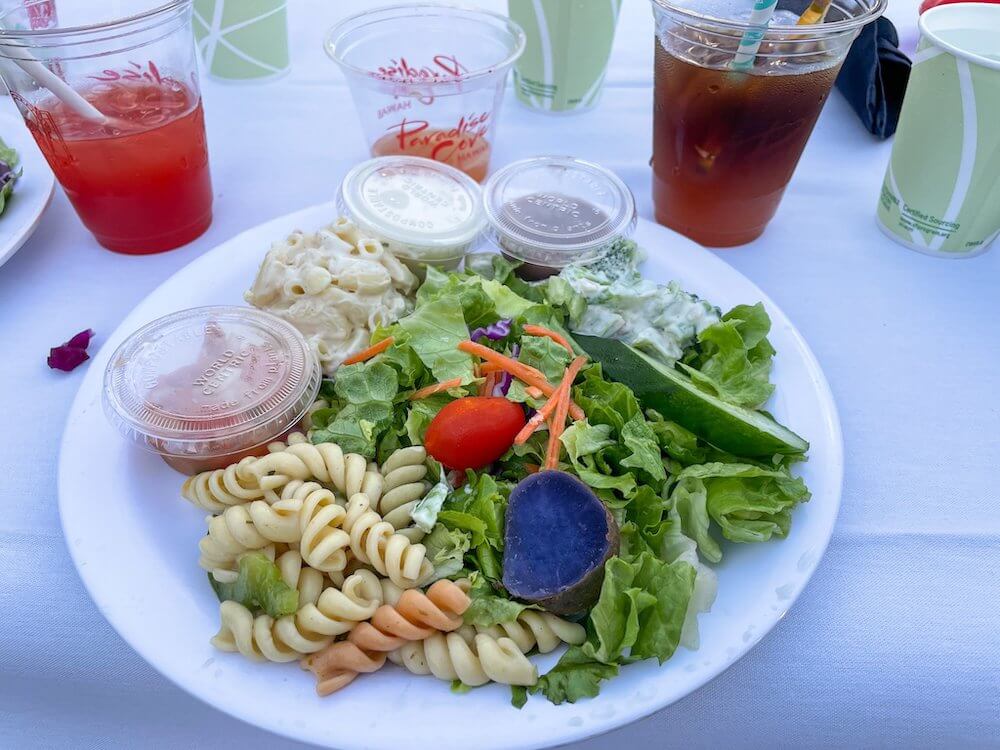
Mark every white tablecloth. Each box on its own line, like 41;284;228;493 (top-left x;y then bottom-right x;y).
3;0;999;747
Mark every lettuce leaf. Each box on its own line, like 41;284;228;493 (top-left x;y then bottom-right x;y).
333;361;398;404
311;400;394;458
422;524;471;583
646;410;709;468
462;572;538;628
404;393;451;444
528;552;695;705
670;462;811;562
377;340;427;390
660;510;717;650
619;413;667;483
417;266;499;330
680;303;776;409
518;646;618;706
397;297;474;384
517;334;571;382
208;552;298;618
439;473;509;581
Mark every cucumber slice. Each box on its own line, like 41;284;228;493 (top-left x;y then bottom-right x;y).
574;334;809;457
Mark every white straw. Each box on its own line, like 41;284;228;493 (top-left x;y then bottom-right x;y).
0;41;108;123
730;0;779;71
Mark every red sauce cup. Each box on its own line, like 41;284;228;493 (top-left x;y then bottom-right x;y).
102;306;321;475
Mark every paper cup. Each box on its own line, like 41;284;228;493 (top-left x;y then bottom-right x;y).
876;3;1000;258
509;0;622;114
192;0;290;82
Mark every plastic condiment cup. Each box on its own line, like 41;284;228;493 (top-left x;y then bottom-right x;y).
103;306;321;475
338;155;486;274
324;4;525;183
482;156;637;280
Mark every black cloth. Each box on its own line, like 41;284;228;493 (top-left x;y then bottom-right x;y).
834;16;913;139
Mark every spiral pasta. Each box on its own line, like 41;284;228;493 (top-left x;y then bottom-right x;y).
302;579;469;695
182;457;266;513
476;611;587;655
288;568;382;640
377;447;431;539
198;498;302;580
211;601;333;662
389;627;537;687
266;431;310;454
275;549;326;608
241;441;383;501
211;550;346;662
180;434;310;512
341;492;433;588
280;482;351;574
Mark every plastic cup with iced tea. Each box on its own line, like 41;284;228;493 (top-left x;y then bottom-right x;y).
325;5;525;183
0;0;213;254
650;0;885;247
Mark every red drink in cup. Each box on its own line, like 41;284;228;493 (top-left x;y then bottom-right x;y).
0;0;213;254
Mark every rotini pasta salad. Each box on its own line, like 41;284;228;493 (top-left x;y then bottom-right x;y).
168;226;811;707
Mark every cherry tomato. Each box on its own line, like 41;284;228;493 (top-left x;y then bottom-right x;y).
424;397;526;471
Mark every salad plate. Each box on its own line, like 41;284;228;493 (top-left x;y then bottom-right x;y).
0;110;55;270
59;203;842;750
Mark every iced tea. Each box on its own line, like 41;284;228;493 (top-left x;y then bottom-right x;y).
653;40;839;247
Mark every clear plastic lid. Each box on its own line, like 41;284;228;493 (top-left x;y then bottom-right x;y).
337;156;486;261
102;306;321;457
482;156;637;269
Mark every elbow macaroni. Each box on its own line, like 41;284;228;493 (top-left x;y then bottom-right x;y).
244;219;418;375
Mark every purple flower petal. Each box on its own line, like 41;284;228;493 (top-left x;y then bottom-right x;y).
66;329;95;349
48;329;95;372
470;319;512;342
47;346;90;372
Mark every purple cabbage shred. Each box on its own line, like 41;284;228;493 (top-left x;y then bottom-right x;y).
470;318;512;343
493;343;519;397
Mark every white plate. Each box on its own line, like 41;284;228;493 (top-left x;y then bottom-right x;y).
0;111;55;269
59;205;842;750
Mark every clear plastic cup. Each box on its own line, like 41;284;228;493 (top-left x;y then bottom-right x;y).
0;0;213;254
482;155;637;280
337;155;486;274
103;306;321;475
650;0;886;247
325;4;525;183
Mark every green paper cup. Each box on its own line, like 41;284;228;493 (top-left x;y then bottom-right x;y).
876;3;1000;258
193;0;290;82
509;0;622;114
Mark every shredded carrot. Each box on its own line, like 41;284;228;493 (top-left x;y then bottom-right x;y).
525;386;544;400
342;336;394;366
458;340;584;420
524;463;541;474
410;378;463;401
514;390;562;445
478;371;498;397
523;324;574;354
544;357;588;470
514;356;587;446
479;362;505;375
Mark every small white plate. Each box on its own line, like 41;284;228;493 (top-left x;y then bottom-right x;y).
0;111;55;269
59;205;842;750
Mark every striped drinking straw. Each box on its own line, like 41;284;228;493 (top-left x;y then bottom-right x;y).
730;0;779;71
